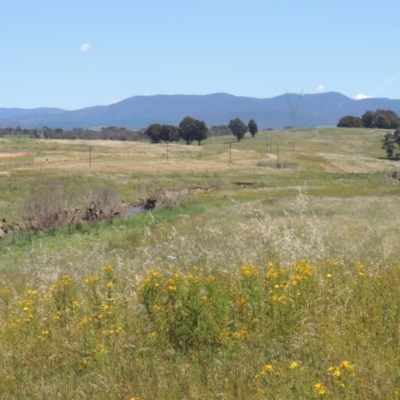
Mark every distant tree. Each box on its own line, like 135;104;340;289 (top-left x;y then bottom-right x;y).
248;119;258;138
179;116;208;145
337;116;364;128
374;113;392;129
382;132;396;158
144;123;162;143
374;109;400;129
228;118;248;141
361;111;375;128
381;127;400;159
160;124;180;142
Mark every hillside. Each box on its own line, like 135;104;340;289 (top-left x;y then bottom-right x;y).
2;92;400;130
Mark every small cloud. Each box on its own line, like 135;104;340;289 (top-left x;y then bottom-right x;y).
80;43;92;53
354;94;372;100
104;99;121;105
315;85;325;93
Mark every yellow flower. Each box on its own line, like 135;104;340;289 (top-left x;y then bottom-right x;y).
261;364;273;375
314;383;326;395
289;361;298;369
84;274;99;284
78;359;89;370
79;316;93;326
232;328;246;339
326;273;332;278
206;275;215;282
340;360;354;371
102;265;114;272
340;360;355;375
328;366;341;377
240;264;259;277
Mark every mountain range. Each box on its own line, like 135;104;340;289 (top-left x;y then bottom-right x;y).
2;92;400;130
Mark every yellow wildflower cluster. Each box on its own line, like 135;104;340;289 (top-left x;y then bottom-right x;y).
328;360;356;378
272;294;287;304
254;364;274;380
240;264;259;277
291;260;312;285
101;327;122;336
50;275;72;291
314;382;327;395
84;274;100;284
187;274;199;283
139;269;162;288
78;359;90;371
231;327;246;340
37;330;49;341
205;275;215;282
102;265;114;273
266;263;280;279
166;278;177;292
79;316;93;326
356;262;366;277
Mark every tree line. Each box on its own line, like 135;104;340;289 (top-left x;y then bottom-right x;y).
0;118;259;143
144;116;258;144
337;109;400;129
0;126;147;141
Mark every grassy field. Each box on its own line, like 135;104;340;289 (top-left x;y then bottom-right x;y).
1;128;400;398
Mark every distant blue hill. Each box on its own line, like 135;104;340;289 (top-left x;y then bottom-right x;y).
1;92;400;130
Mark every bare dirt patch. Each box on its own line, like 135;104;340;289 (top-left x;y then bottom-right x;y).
0;153;31;158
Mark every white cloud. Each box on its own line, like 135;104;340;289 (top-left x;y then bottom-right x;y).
315;85;325;93
104;99;121;105
80;43;92;53
354;94;372;100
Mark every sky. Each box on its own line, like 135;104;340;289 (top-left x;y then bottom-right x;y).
2;0;400;110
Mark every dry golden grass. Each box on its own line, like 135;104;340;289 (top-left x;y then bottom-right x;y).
0;127;396;179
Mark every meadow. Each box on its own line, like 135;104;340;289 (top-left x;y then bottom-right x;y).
1;127;400;398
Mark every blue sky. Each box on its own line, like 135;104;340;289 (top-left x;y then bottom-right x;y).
2;0;400;110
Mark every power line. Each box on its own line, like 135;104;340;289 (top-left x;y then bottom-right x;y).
285;90;303;128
